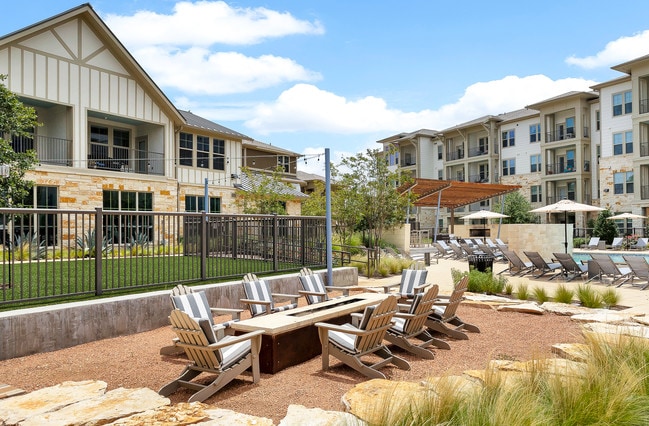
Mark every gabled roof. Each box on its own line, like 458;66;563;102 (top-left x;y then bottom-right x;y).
235;172;308;199
179;110;250;139
376;129;439;144
400;178;521;209
0;3;184;123
243;139;301;157
296;171;325;182
526;91;598;110
611;53;649;74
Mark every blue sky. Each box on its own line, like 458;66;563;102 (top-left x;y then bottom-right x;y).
3;1;649;175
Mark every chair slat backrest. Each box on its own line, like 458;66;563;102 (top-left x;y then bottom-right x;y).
169;309;222;369
440;276;468;321
299;273;328;304
553;252;582;273
401;285;438;334
355;296;397;352
502;249;525;268
172;291;215;327
623;255;649;279
400;269;428;296
242;279;274;317
523;251;547;270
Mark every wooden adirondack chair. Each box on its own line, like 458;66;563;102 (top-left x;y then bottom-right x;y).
426;276;480;340
298;267;349;304
240;273;299;317
315;295;410;379
381;267;430;299
158;309;263;402
384;284;450;358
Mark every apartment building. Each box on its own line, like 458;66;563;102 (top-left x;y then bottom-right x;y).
0;4;304;219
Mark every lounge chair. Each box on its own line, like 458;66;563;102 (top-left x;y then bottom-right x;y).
485;238;499;248
552;252;588;281
622;255;649;290
448;242;467;259
630;238;649;250
495;238;508;248
433;242;453;259
608;237;624;250
298;267;349;304
160;285;244;355
477;243;504;261
586;254;632;286
315;295;411;379
240;273;299;317
523;251;563;279
158;309;263;402
498;249;534;276
460;242;484;256
581;237;600;249
384;285;450;357
426;276;480;340
382;267;430;299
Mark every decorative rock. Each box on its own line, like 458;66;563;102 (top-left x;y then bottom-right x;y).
342;379;432;425
497;302;544;315
485;358;587;377
422;375;483;397
541;302;594;316
106;402;209;425
552;343;590;363
202;408;275;425
463;294;517;304
21;387;170;426
582;322;649;339
0;380;107;425
279;404;364;426
571;311;635;324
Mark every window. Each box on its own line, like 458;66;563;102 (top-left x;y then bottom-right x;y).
278;155;290;172
529;124;541;142
613;91;632;116
502;129;515;147
531;185;542;203
502;159;515;176
103;190;153;244
596;110;600;131
13;186;59;246
437;145;443;160
614;171;634;194
438;169;443;179
179;132;193;166
89;125;131;170
613;131;633;154
567;182;576;200
478;137;488;153
565;117;575;137
196;135;210;169
530;154;541;172
213;139;225;170
185;195;221;213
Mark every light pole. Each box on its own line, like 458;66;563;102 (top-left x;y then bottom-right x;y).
0;164;11;288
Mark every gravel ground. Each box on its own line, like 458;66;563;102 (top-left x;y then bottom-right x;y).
0;303;585;423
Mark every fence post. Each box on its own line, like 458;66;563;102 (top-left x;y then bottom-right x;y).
201;211;207;280
300;218;306;265
94;207;103;296
273;213;279;272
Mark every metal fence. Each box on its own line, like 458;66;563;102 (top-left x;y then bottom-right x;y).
0;208;328;307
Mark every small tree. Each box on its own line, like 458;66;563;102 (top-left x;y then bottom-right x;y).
499;191;537;224
0;75;39;207
301;179;326;217
234;166;294;215
592;209;618;244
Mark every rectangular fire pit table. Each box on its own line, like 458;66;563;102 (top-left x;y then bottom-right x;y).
230;292;388;374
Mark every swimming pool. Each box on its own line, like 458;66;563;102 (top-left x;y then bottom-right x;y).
573;252;649;264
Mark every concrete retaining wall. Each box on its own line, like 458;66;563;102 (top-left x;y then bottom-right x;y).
0;267;358;361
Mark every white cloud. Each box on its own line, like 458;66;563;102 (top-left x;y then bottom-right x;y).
297;146;366;176
565;30;649;69
244;75;597;135
103;1;324;48
134;47;320;95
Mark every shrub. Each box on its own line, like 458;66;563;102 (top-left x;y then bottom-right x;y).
465;269;506;294
532;286;549;303
516;283;529;300
377;263;390;277
554;284;575;304
600;287;620;308
577;284;604;308
504;282;514;295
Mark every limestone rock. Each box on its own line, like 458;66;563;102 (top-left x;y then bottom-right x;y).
202;408;274;425
582;322;649;339
541;302;593;316
342;379;432;425
106;402;209;425
279;404;364;426
463;294;517;304
0;380;107;425
552;343;590;362
497;302;544;315
486;358;587;377
21;387;169;426
422;375;483;397
571;310;639;324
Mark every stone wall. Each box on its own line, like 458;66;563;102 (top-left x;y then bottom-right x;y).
0;267;358;361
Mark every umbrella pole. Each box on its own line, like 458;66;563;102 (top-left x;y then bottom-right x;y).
564;211;568;253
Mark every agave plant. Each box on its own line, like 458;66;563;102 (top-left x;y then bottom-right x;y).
75;229;113;258
12;233;47;260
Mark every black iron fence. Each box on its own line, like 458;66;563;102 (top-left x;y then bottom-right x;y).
0;208;328;307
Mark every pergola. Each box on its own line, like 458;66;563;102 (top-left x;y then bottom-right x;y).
400;178;521;238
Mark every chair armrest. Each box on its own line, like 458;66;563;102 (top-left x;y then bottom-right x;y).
324;285;350;296
393;312;416;320
315;322;393;336
271;293;300;304
209;329;264;349
210;307;243;321
381;282;401;293
298;289;327;297
240;298;272;307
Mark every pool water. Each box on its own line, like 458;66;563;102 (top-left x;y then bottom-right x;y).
573;253;649;264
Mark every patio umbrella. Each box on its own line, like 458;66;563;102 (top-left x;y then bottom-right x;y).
462;209;509;240
607;212;647;220
530;199;604;253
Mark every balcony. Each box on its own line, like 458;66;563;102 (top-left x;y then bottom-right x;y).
642;185;649;200
545;130;576;143
446;150;465;161
641;142;649;157
10;133;72;166
88;145;164;175
468;173;490;183
468;146;488;158
546;194;592;205
546;163;576;175
641;99;649;114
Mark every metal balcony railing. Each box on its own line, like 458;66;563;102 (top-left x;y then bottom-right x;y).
10;133;73;166
88;145;165;176
446;150;465;161
642;185;649;200
468;173;490;183
640;99;649;114
641;142;649;157
545;130;576;143
467;146;488;158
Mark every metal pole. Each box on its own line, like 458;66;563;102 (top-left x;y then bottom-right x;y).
433;190;442;242
325;148;333;285
204;178;209;215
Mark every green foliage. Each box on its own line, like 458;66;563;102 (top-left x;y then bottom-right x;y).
532;286;549;303
12;233;46;260
75;229;113;258
592;209;619;245
500;191;537;224
554;284;575;304
234;166;294;214
600;287;620;308
503;282;514;295
334;148;413;248
453;268;506;294
577;284;604;308
516;282;529;300
0;75;39;207
300;180;326;216
573;237;586;249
